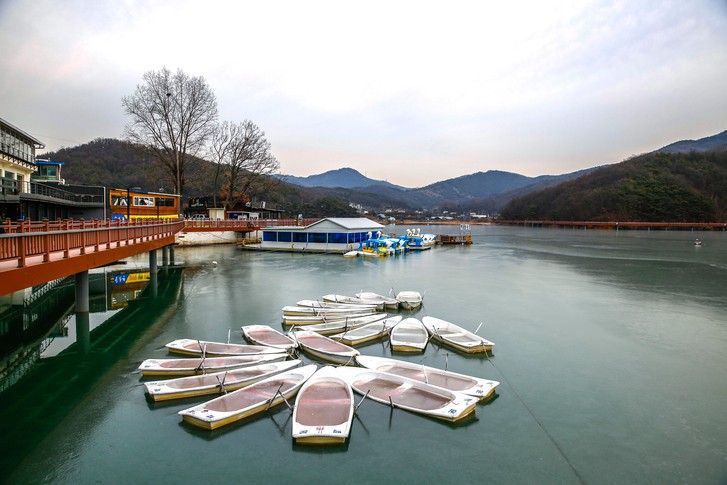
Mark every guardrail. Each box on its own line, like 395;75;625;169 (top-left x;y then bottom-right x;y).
0;180;104;204
495;220;727;230
0;218;184;268
182;218;319;230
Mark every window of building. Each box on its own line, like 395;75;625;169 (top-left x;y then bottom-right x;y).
112;196;128;206
277;232;292;242
293;232;307;243
156;197;175;207
328;232;348;244
307;232;326;243
133;196;154;206
263;231;277;242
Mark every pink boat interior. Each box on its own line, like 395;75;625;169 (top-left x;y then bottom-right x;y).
201;375;303;413
376;364;476;392
352;373;452;410
296;379;351;426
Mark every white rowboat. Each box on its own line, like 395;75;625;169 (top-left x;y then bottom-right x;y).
282;305;382;317
335;367;477;422
389;318;428;352
165;339;284;357
241;325;297;351
355;292;399;310
322;294;384;311
178;365;317;430
138;354;288;377
332;316;402;346
291;330;360;365
422;316;495;353
396;291;423;310
292;366;354;445
144;360;303;402
282;312;379;326
355;356;499;401
296;300;378;311
302;314;388;336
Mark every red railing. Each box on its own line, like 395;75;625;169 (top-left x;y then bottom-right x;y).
182;218;318;231
0;218;184;268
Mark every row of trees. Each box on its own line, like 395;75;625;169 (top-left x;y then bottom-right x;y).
122;67;278;208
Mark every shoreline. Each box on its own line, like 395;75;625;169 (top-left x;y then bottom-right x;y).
393;220;727;231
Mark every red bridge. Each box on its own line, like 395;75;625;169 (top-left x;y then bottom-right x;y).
0;218;315;296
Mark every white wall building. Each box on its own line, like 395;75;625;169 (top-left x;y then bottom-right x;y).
261;217;384;252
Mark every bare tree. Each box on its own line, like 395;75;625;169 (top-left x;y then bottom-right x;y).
207;121;236;208
122;67;218;195
218;120;280;209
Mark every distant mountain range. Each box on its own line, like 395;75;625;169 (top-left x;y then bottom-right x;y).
501;130;727;222
40;128;727;219
278;167;404;190
657;130;727;154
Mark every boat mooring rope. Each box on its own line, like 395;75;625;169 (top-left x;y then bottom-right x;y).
484;354;586;485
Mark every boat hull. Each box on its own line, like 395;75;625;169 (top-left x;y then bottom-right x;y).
391;343;426;353
429;334;493;353
300;345;358;365
181;394;292;430
294;435;347;445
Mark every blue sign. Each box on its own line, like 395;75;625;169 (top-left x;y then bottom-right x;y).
113;274;129;285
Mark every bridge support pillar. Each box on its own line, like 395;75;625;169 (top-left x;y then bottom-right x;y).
75;271;90;354
149;250;158;298
169;244;175;265
162;245;169;267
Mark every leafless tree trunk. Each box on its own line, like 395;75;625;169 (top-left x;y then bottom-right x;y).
208;121;237;208
122;67;218;196
217;120;280;209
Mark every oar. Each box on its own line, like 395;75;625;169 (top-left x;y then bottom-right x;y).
215;371;228;394
354;389;371;415
422;364;429;384
474;322;484;335
195;343;207;373
266;382;293;411
227;329;231;344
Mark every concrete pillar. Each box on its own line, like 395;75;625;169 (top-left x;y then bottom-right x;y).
75;271;90;354
149;250;158;297
169;244;175;265
162;245;169;267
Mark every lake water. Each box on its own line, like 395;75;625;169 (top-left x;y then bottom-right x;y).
3;225;726;484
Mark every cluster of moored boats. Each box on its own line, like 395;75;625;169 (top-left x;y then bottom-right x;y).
138;289;499;445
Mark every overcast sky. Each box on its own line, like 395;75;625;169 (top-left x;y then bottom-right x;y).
1;0;725;187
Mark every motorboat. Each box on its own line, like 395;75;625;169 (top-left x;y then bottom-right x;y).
335;367;477;422
241;325;297;351
300;314;388;336
144;360;303;402
355;356;499;401
396;291;423;310
290;330;360;365
421;316;495;353
178;365;317;430
138;354;288;377
292;366;354;445
332;316;402;346
354;292;399;310
165;339;284;357
322;294;384;311
389;318;428;353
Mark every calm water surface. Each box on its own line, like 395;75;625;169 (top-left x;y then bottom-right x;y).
5;225;727;484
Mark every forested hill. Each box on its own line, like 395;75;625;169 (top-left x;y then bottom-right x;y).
500;151;727;222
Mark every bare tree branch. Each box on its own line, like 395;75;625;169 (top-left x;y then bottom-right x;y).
122;67;218;195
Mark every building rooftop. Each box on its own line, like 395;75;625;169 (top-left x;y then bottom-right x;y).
0;116;45;148
306;217;384;230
